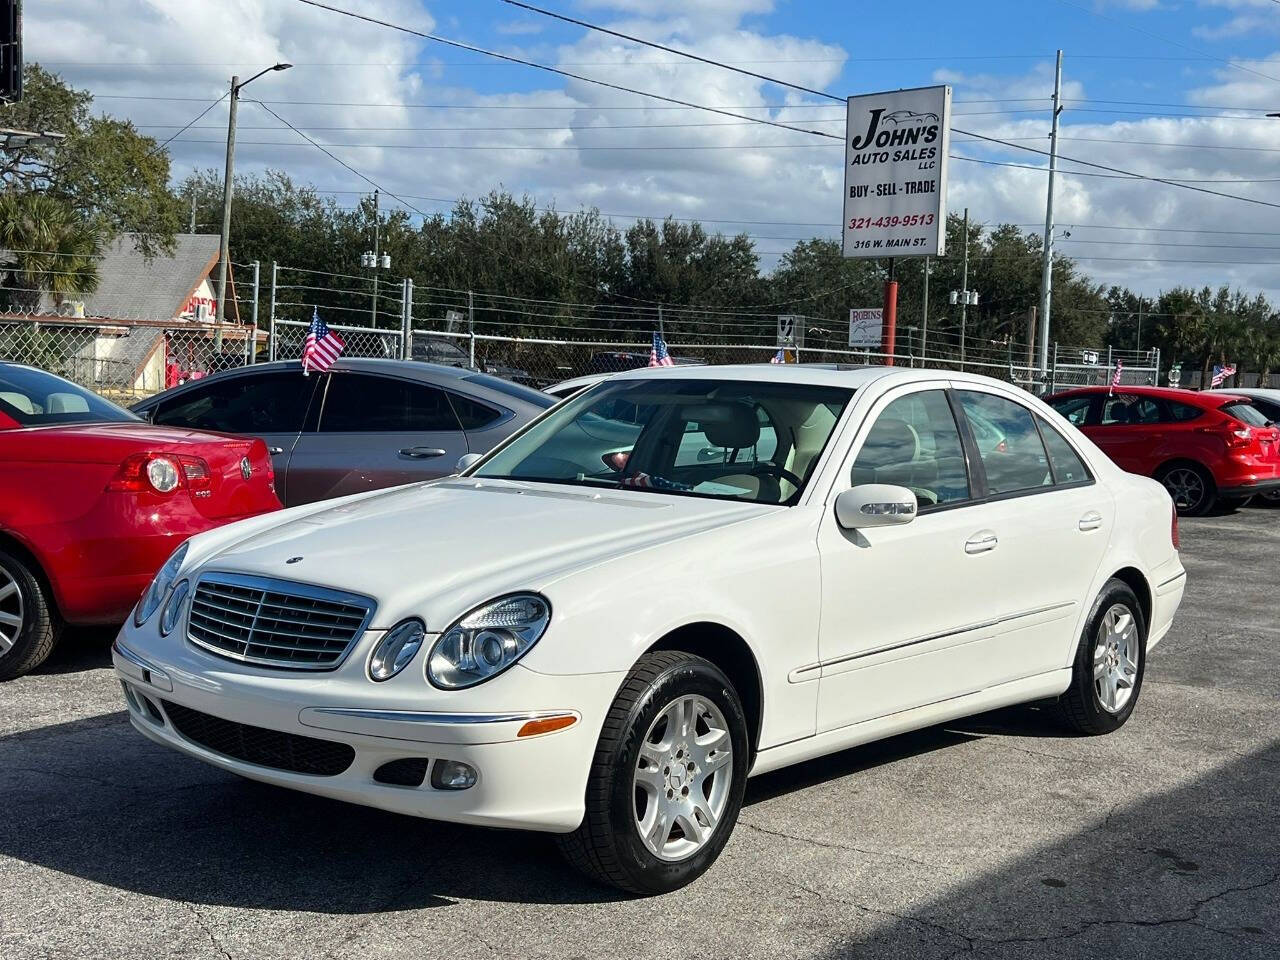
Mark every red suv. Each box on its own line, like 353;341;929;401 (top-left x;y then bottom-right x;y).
1046;385;1280;516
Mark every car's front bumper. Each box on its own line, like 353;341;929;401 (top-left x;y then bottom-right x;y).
112;628;624;833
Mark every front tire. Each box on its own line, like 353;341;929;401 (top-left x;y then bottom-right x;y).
558;651;749;895
0;549;61;682
1058;579;1146;735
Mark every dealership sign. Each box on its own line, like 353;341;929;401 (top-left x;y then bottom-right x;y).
849;308;883;347
842;84;951;260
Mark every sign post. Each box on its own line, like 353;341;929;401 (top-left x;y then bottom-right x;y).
842;84;951;366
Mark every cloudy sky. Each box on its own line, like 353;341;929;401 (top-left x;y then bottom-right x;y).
25;0;1280;299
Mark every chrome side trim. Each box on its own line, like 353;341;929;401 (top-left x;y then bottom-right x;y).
1156;570;1187;590
789;600;1077;682
112;639;173;691
112;638;155;674
309;707;579;725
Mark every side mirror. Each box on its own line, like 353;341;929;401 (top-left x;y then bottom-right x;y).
834;484;918;530
455;452;483;474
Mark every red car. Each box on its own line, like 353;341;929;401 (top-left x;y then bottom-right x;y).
1046;385;1280;516
0;363;282;680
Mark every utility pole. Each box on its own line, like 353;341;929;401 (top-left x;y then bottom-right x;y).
1038;49;1064;380
921;256;930;359
214;63;291;334
189;191;197;233
214;73;239;336
1026;305;1037;375
370;189;380;327
1136;297;1144;353
960;208;969;370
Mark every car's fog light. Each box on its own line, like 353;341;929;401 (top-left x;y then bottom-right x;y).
430;759;477;790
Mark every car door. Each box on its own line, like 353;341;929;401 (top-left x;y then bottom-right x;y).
814;383;1110;733
284;370;471;505
1081;393;1166;473
147;369;318;504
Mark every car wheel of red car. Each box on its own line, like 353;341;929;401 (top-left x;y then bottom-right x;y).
1157;463;1215;517
0;548;61;682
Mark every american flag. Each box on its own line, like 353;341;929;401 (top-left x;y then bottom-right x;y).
649;331;674;367
1111;359;1124;388
770;349;786;364
302;309;345;374
1211;363;1237;388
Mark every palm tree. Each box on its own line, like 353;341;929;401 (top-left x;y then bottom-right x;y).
0;191;102;314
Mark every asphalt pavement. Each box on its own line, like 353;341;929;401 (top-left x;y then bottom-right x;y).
1;507;1277;959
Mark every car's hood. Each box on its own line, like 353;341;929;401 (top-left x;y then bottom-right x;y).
192;478;769;628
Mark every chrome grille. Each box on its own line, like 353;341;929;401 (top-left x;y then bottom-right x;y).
187;573;375;670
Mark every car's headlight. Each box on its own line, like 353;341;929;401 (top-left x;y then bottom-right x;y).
369;619;426;681
135;542;189;628
159;579;190;636
427;594;551;689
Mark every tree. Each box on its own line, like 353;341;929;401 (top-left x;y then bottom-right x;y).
0;192;102;313
1;64;180;255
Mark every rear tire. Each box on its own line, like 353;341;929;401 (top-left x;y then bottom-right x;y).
1157;462;1215;517
1059;579;1146;735
557;651;749;895
0;548;61;681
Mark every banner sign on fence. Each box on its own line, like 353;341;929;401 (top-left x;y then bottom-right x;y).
842;84;951;260
849;308;883;347
776;314;805;350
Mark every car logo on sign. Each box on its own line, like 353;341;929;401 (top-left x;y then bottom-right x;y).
240;457;252;480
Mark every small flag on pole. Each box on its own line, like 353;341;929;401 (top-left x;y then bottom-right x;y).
302;308;345;375
649;331;674;367
1111;359;1123;389
1211;363;1236;388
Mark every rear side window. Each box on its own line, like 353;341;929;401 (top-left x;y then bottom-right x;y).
1100;395;1163;425
1037;417;1093;486
1222;401;1271;427
448;392;504;430
1168;402;1203;422
1048;395;1093;426
851;389;971;510
955;391;1051;496
319;373;462;432
152;371;312;433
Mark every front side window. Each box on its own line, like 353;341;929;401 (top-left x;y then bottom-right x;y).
152;371;311;433
319;373;462;432
955;391;1051;496
1248;397;1280;423
850;389;971;510
1048;394;1093;426
472;378;853;505
0;365;137;426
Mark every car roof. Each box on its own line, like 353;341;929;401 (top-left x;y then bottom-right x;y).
605;363;1023;392
1050;384;1247;405
1205;386;1280;399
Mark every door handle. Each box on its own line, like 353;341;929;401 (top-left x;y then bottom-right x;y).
398;446;447;459
965;531;999;555
1078;511;1104;532
267;446;284;455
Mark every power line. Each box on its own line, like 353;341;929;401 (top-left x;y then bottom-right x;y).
153;93;229;151
952;154;1280;184
291;0;842;140
500;0;843;102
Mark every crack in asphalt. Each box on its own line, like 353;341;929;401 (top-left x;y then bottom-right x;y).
180;901;233;960
2;765;123;790
739;819;938;869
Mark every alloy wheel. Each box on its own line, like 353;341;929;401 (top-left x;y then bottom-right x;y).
632;694;734;862
1093;604;1139;714
0;565;23;656
1162;468;1206;513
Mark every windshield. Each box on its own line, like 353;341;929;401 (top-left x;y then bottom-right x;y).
0;365;138;427
471;377;854;504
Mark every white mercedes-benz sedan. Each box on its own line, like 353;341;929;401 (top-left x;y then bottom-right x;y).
113;365;1186;894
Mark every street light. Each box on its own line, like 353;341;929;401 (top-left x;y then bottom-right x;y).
214;62;292;338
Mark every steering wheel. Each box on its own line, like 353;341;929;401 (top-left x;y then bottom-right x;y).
752;463;804;490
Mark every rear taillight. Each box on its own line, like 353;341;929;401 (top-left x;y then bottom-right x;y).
1201;423;1254;449
107;453;211;496
1171;505;1180;551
